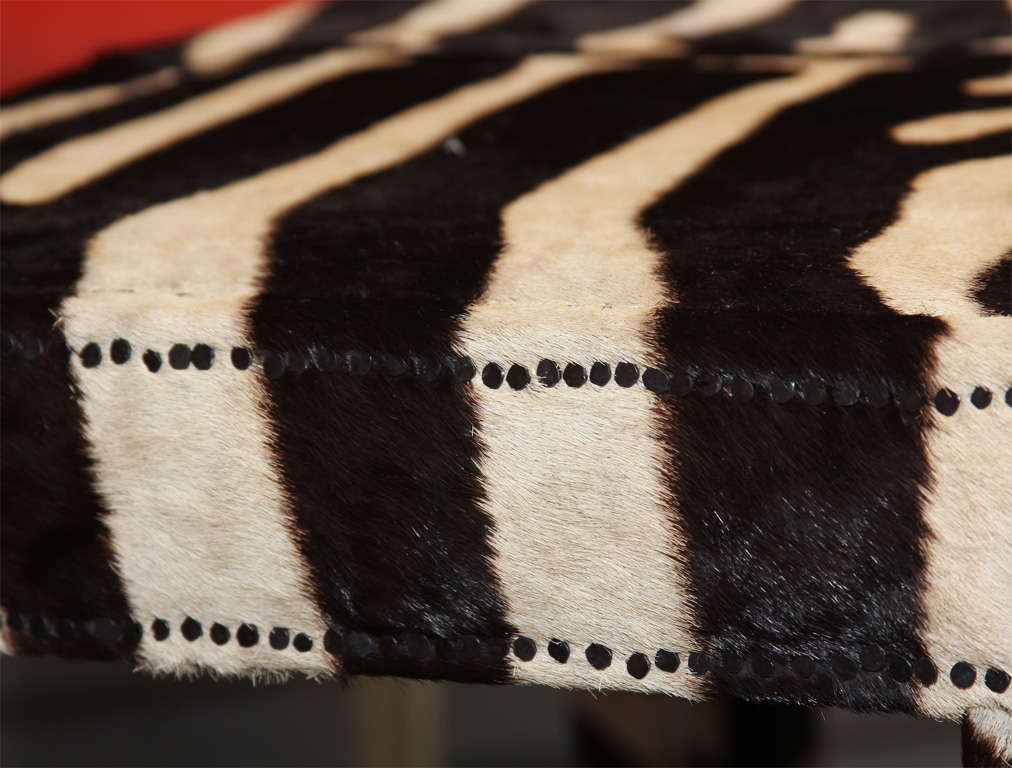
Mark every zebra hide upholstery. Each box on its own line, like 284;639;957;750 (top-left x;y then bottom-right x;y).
1;1;1010;763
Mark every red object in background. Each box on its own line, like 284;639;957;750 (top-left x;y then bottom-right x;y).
0;0;292;97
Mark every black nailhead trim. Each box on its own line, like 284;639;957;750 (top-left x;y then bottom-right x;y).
482;637;509;661
169;344;191;370
110;338;131;364
752;653;773;678
897;389;923;412
563;363;587;388
152;619;170;641
436;637;456;661
293;633;313;652
864;380;891;408
0;331;16;356
210;623;230;645
833;382;860;407
142;350;162;372
263;352;286;380
655;649;680;673
627;652;650;680
934;388;959;416
800;380;827;406
722;651;744;675
1006;387;1012;407
231;347;253;370
970;387;992;409
831;652;857;681
405;634;434;662
643;368;670;394
914;656;938;686
506;364;530;390
887;656;912;683
380;635;399;658
589;362;611;386
548;639;570;663
985;667;1010;693
688;652;710;675
347;350;372;376
950;661;976;688
347;631;378;660
792;656;815;679
730;377;754;402
191;344;214;370
55;618;78;641
770;379;795;404
695;373;721;397
81;342;102;368
411;355;441;382
536;359;561;387
323;629;343;656
482;363;504;389
287;350;309;375
513;636;536;661
87;618;123;649
237;623;259;647
314;347;338;373
21;334;42;361
453;356;476;383
815;674;836;699
382;354;406;377
670;372;693;397
861;646;885;672
270;627;290;650
48;336;71;364
614;362;639;387
455;635;480;661
29;614;50;639
181;617;202;641
586;643;612;670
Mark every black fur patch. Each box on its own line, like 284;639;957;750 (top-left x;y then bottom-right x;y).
644;58;1008;710
253;62;779;683
441;0;689;53
693;0;1010;54
0;56;516;660
970;254;1012;317
0;300;133;659
963;712;1012;768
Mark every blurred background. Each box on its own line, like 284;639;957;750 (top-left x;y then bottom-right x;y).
3;653;958;765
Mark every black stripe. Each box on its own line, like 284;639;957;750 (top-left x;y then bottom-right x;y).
253;61;781;682
643;57;1008;709
692;0;1009;55
0;1;422;171
971;254;1012;317
441;0;689;53
0;56;520;660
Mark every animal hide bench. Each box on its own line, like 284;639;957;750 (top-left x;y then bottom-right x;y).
1;1;1010;764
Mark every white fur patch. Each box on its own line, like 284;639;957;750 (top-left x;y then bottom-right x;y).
850;101;1012;719
461;59;878;695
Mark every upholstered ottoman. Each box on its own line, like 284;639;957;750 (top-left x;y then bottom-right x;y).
2;1;1009;764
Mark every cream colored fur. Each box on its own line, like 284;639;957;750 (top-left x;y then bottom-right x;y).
795;11;913;54
967;707;1012;763
350;0;532;50
850;93;1012;720
461;59;881;694
56;54;615;677
0;68;181;140
579;0;797;54
184;2;322;75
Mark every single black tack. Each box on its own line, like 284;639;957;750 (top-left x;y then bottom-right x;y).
655;649;680;673
81;342;102;368
143;350;162;372
270;627;290;650
191;343;215;370
506;364;531;390
934;388;960;416
970;387;992;409
210;623;230;645
231;347;253;370
548;639;570;663
563;363;587;388
482;363;504;389
589;362;611;387
627;652;650;680
586;643;612;670
236;623;259;648
614;362;639;388
513;636;536;661
950;662;976;689
169;344;191;370
181;617;202;641
537;359;561;387
110;338;131;364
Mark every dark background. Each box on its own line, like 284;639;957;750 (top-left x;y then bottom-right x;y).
2;654;959;766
